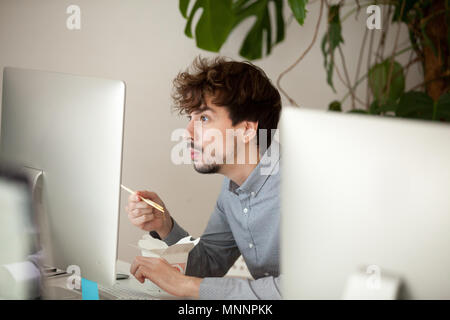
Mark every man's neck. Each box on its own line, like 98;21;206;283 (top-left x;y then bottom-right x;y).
220;146;261;186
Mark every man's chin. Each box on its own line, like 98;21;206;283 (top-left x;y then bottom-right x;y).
193;162;221;174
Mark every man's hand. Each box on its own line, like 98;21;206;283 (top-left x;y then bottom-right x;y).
130;256;202;298
125;190;173;239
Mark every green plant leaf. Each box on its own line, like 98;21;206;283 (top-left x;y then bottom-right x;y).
182;0;235;52
288;0;308;25
179;0;190;18
236;0;285;60
347;109;368;114
435;92;450;121
328;100;342;111
369;100;381;115
321;5;344;92
368;60;405;103
380;99;398;113
369;98;398;115
396;91;434;120
180;0;286;60
274;0;285;45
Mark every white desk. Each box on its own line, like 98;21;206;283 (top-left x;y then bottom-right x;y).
42;260;176;300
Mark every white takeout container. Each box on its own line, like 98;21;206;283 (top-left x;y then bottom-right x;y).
138;235;199;274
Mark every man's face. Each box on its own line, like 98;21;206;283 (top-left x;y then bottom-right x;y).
185;94;242;174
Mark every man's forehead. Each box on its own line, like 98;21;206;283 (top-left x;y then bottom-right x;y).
191;101;228;116
192;105;216;114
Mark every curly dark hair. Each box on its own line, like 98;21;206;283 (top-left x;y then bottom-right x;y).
172;56;282;146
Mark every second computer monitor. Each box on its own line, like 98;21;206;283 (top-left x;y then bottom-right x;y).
281;107;450;299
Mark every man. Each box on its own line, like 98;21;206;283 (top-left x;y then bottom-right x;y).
126;56;282;299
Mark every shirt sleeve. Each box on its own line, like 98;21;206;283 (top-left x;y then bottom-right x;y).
149;216;189;246
199;275;282;300
150;199;241;278
184;201;241;278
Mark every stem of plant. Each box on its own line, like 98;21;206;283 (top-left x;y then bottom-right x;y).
384;0;405;99
338;45;356;109
276;0;325;107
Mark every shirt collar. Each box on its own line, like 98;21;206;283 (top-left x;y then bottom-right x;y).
228;140;281;196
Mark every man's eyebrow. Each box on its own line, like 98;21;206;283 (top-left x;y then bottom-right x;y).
193;105;216;114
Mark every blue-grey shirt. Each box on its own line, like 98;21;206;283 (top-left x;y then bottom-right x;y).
153;141;281;299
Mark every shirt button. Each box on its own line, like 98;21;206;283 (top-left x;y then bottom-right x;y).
243;208;248;214
251;192;255;197
249;243;254;248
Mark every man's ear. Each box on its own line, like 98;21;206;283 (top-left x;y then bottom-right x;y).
242;121;258;143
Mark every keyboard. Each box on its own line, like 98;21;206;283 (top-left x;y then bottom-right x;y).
98;283;160;300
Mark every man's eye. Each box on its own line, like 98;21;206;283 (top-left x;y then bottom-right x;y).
186;115;192;121
200;115;209;122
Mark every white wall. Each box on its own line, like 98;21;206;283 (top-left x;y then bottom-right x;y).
0;0;421;263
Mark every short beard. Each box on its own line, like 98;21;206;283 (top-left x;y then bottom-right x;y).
193;162;221;174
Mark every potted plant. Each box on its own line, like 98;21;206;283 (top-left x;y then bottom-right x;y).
178;0;450;121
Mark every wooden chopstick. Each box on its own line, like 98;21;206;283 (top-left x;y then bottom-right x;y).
121;184;165;214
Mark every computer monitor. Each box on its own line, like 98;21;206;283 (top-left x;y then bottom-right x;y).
0;163;40;299
280;107;450;299
0;67;125;286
